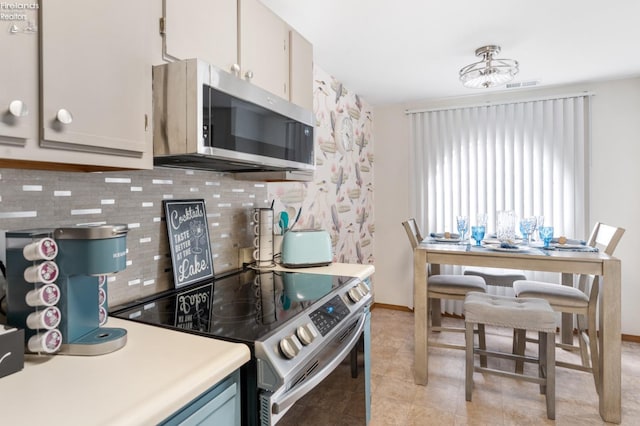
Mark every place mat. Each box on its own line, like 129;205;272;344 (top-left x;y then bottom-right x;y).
481;243;532;253
469;244;548;256
541;244;599;252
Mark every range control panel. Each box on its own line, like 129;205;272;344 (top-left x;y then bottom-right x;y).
309;295;350;336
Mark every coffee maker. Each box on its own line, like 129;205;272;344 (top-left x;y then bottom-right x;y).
5;224;129;355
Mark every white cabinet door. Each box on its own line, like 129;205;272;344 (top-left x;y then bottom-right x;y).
289;28;313;111
239;0;288;99
40;0;154;164
164;0;238;74
0;8;39;150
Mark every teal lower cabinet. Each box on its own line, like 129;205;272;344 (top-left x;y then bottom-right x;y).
160;370;241;426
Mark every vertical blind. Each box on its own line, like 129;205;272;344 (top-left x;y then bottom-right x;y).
407;95;591;313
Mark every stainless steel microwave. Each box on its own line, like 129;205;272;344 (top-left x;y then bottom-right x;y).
152;59;315;180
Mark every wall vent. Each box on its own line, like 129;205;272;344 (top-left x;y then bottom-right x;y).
506;80;539;89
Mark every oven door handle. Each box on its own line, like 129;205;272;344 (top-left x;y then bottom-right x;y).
272;312;366;415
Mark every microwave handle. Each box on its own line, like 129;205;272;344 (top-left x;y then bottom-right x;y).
271;312;367;414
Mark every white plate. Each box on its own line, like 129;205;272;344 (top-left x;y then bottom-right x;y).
485;244;531;253
552;243;587;250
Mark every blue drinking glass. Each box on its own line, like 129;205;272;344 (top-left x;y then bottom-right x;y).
519;220;529;243
539;226;554;248
471;225;485;246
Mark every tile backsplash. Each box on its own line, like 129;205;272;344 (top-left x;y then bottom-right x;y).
0;65;375;314
0;167;268;307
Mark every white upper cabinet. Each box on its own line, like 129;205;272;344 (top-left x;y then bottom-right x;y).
160;0;312;109
238;0;289;100
0;7;39;151
40;0;155;162
0;0;158;170
289;28;313;111
163;0;238;73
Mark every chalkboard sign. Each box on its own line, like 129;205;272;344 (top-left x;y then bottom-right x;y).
164;199;214;288
174;282;213;332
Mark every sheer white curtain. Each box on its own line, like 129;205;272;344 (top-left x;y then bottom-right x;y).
408;95;591;313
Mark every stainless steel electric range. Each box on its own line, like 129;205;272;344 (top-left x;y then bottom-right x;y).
111;268;372;425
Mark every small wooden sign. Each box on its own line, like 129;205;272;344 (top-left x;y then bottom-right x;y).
164;199;214;288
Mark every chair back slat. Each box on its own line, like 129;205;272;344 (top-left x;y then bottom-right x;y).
584;222;625;302
587;222;625;255
402;218;422;249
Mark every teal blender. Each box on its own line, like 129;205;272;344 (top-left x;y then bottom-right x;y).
6;224;129;355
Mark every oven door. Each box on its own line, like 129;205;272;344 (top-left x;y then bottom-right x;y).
260;308;371;426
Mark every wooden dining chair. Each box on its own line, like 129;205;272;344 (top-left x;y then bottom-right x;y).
512;222;625;393
402;219;488;357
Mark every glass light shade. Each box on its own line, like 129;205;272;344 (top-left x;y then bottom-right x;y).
459;46;519;89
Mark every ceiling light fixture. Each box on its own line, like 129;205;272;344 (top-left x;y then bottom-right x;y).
459;45;519;89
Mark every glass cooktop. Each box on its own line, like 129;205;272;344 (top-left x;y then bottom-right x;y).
111;269;355;344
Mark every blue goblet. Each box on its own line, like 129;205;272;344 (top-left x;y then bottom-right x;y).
471;225;485;246
539;226;554;248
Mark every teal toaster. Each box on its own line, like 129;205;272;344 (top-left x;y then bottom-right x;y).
281;230;333;268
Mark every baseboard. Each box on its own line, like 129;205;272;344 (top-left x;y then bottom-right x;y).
372;303;640;342
371;302;412;312
622;334;640;343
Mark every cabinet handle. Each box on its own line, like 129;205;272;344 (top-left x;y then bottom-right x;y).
230;64;240;76
244;70;254;81
56;109;73;125
8;100;28;117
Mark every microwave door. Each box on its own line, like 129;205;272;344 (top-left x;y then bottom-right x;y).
286;122;309;163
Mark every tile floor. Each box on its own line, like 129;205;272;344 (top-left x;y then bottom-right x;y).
369;307;640;425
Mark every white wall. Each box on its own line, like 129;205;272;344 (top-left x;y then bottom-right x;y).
372;104;412;307
373;77;640;335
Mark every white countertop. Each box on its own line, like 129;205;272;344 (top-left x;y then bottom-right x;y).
270;262;375;280
0;317;250;426
0;263;373;425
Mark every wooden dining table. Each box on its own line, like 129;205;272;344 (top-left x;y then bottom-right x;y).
413;240;622;423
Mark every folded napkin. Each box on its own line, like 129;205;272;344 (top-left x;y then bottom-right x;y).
430;232;461;239
499;241;520;249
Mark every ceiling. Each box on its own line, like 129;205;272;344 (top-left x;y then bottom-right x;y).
262;0;640;106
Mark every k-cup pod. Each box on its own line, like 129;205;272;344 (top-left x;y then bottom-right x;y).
99;306;108;326
23;237;58;261
25;283;61;307
26;306;62;330
27;329;63;354
98;287;107;306
24;260;59;284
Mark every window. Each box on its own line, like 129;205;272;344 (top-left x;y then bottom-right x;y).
407;94;591;312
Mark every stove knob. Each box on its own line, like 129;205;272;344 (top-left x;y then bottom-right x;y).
296;323;318;346
347;286;364;303
279;335;302;359
357;282;370;296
